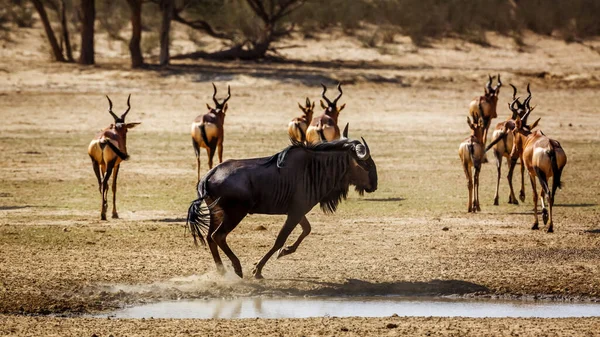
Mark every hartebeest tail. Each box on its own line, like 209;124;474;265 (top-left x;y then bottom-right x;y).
459;107;486;213
509;108;566;232
88;95;141;220
288;97;315;143
468;74;502;161
191;83;231;181
306;83;346;144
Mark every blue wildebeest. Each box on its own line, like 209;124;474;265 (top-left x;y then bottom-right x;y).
187;137;377;279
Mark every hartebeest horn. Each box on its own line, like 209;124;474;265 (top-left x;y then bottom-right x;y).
510;84;517;100
494;74;502;91
486;75;493;91
212;83;219;107
222;85;231;106
305;97;310;107
321;83;332;105
106;95;120;121
509;96;521;113
121;94;131;120
333;83;343;105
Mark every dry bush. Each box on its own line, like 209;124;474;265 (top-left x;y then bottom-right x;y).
1;0;35;29
97;0;129;41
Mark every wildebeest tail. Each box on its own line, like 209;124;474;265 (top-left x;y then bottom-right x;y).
548;147;562;191
187;195;210;246
102;139;129;160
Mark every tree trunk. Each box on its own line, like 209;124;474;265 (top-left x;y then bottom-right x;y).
126;0;144;68
59;0;74;62
31;0;66;62
159;0;174;66
79;0;95;65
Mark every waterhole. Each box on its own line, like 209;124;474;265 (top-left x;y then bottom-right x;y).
104;297;600;319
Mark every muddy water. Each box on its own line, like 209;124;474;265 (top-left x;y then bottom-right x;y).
104;297;600;319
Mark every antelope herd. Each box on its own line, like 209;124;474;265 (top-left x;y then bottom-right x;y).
87;77;567;277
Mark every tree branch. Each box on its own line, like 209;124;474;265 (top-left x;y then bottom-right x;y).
171;11;232;40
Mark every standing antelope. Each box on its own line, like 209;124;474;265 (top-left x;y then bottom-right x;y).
469;74;502;156
509;112;566;233
191;83;231;181
306;83;346;144
459;108;485;213
488;84;533;205
88;95;141;220
288;97;315;142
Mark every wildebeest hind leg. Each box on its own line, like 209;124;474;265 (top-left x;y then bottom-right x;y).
277;216;311;259
211;207;247;278
207;215;224;275
253;213;303;279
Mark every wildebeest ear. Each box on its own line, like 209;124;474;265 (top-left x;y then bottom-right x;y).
320;100;327;110
342;123;349;139
126;122;141;128
338;103;346;113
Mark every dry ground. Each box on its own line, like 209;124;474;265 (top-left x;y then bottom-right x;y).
1;23;600;336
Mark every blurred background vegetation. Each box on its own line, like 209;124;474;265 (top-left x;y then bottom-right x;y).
2;0;600;67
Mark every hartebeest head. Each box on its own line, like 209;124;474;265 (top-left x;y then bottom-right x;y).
105;94;141;153
206;83;231;122
485;74;502;98
319;83;345;123
298;97;315;122
467;115;485;143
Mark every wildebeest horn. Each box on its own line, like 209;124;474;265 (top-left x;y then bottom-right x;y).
356;137;370;160
211;83;220;107
342;123;349;139
510;84;517;100
495;74;502;90
333;83;343;105
106;95;120;121
321;83;332;105
121;94;131;120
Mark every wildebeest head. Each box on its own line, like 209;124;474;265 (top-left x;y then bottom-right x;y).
345;138;377;195
205;83;231;122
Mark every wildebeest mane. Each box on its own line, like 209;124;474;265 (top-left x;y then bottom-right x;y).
264;139;354;213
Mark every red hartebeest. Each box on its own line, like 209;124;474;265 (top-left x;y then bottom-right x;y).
191;83;231;181
288;97;315;142
459;107;486;213
88;95;141;220
306;83;346;144
488;84;534;205
510;112;567;232
469;74;502;157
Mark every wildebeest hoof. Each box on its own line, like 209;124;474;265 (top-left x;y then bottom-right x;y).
531;223;539;230
234;270;243;279
252;268;264;279
277;246;294;259
542;209;549;225
519;191;526;202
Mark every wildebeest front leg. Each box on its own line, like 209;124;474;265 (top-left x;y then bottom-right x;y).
253;213;303;279
277;216;311;259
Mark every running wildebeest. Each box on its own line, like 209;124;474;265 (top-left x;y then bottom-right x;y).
187;137;377;279
88;95;141;220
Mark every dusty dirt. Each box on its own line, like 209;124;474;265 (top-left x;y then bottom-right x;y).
1;20;600;336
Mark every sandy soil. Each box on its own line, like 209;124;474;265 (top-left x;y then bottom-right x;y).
1;20;600;336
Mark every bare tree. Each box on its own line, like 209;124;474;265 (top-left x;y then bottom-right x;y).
174;0;306;60
46;0;74;62
79;0;95;65
126;0;144;68
30;0;66;62
159;0;174;66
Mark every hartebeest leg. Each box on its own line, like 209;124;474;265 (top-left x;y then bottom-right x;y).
206;147;216;169
493;151;502;206
101;160;116;221
529;175;539;230
507;159;518;205
253;213;304;279
277;216;311;259
111;164;120;219
482;119;490;163
217;141;224;165
519;156;526;202
211;206;248;278
474;165;481;212
192;140;201;181
548;170;562;233
463;164;473;212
